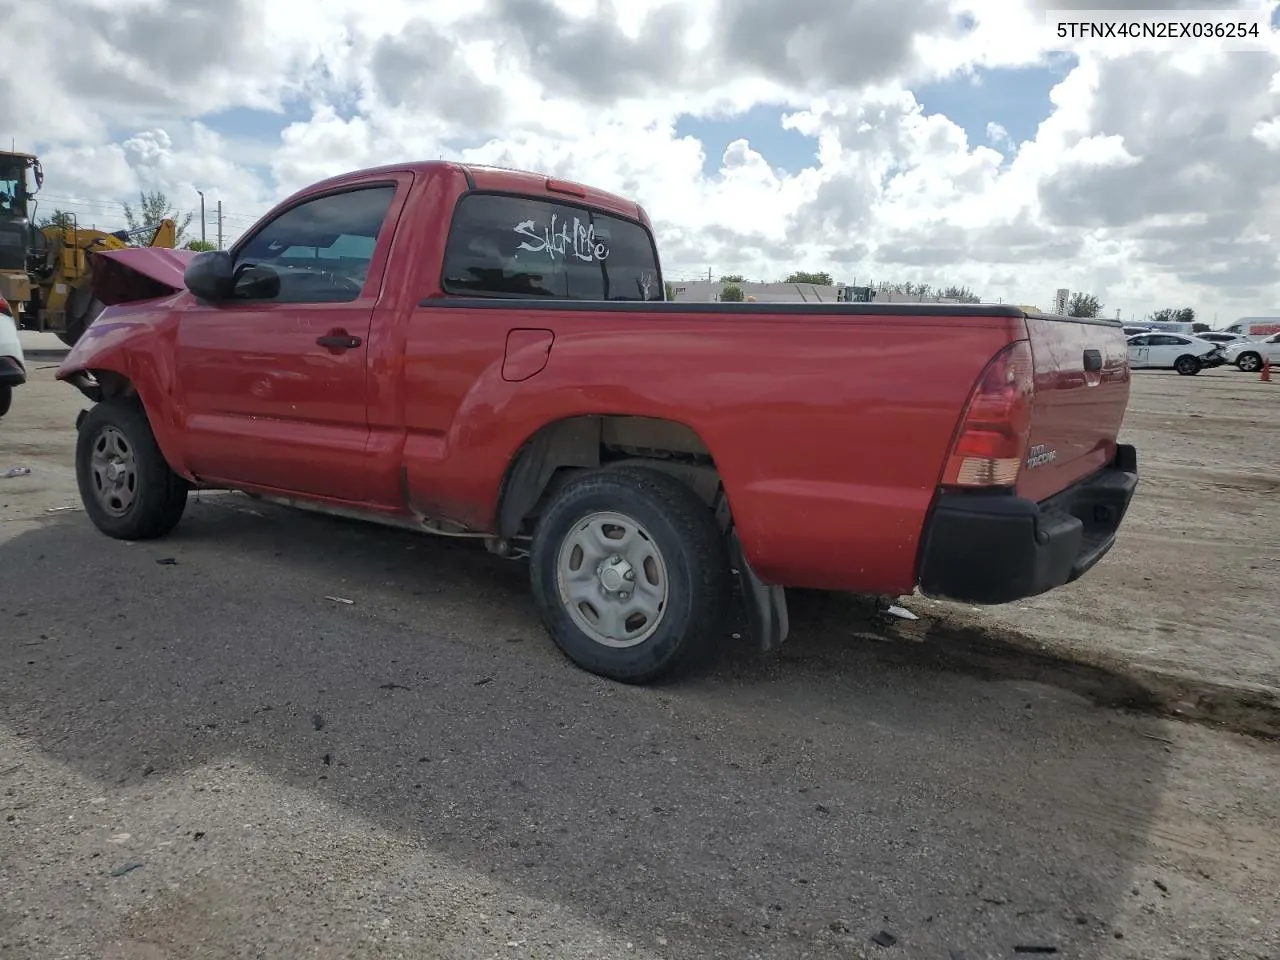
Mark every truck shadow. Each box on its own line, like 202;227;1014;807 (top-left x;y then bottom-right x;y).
0;498;1198;956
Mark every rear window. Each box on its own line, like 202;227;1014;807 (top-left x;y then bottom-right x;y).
441;193;662;301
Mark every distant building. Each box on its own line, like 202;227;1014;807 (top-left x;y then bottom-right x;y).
668;281;841;303
667;280;968;305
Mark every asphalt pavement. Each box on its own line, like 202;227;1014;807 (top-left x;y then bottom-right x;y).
1;368;1277;959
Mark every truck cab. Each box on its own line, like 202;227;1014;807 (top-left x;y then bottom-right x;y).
0;151;42;321
0;152;38;272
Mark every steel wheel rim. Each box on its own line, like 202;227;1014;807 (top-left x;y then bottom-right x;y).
555;510;669;649
89;425;138;516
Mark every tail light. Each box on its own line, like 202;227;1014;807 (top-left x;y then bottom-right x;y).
942;340;1034;487
0;295;10;316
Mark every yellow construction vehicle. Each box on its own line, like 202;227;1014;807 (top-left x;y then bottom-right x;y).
29;217;177;345
0;148;178;345
0;151;41;325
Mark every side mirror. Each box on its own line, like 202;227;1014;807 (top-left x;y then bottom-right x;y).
184;250;235;302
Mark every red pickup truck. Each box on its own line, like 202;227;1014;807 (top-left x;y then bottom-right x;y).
56;161;1138;682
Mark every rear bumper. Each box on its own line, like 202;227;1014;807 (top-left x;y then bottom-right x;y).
917;444;1138;604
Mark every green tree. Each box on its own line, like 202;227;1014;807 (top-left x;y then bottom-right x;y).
184;239;217;252
876;280;933;297
719;274;745;283
785;270;833;285
719;284;744;302
37;208;76;230
940;284;981;303
122;190;194;246
1149;306;1196;324
1191;322;1210;333
664;281;675;301
1067;292;1103;318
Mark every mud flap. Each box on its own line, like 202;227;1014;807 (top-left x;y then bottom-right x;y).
728;529;789;651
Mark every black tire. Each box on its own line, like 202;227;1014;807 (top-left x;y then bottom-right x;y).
1174;355;1200;376
0;384;10;418
1237;352;1262;372
75;398;189;539
529;465;731;684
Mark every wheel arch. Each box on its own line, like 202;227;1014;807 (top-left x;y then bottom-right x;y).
494;414;726;541
65;365;188;480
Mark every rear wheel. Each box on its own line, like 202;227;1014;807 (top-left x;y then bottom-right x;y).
75;398;189;539
0;385;10;418
1237;352;1262;372
529;465;730;683
1174;355;1201;376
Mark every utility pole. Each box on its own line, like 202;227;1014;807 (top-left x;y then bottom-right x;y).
217;200;223;249
196;188;206;244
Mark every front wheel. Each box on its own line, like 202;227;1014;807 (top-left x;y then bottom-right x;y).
75;398;189;539
529;465;731;684
1175;355;1201;376
1237;352;1262;372
0;384;10;418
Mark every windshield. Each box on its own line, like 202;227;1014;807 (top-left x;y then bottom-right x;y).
0;156;29;218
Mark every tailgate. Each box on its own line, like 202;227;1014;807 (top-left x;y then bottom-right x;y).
1017;314;1130;504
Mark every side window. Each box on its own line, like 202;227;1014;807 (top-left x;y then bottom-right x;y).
232;185;396;303
1149;335;1182;346
1128;336;1149;346
441;193;662;301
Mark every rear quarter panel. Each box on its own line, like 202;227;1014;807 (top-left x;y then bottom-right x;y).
1018;316;1131;504
395;306;1021;593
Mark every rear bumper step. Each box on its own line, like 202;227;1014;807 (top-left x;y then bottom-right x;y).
917;444;1138;604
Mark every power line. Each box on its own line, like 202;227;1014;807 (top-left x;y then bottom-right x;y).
35;194;266;226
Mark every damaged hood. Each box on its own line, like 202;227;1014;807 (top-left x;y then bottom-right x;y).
90;247;199;304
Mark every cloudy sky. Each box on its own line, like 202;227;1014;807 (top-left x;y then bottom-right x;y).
3;0;1280;323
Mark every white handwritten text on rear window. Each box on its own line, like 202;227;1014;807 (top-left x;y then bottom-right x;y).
514;215;610;261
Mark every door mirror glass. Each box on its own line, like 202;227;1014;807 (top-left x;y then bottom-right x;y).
184;250;235;301
232;262;281;300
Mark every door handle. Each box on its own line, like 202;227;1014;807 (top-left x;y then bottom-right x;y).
1083;349;1102;371
316;333;361;350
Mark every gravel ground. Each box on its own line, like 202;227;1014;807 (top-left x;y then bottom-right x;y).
1;363;1278;959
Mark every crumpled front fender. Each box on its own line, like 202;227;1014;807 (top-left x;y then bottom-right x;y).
56;302;189;478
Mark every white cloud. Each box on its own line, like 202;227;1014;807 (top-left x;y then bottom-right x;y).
2;0;1279;321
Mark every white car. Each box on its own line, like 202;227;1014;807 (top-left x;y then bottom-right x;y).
1125;332;1224;376
1223;333;1280;373
0;295;25;418
1196;331;1247;348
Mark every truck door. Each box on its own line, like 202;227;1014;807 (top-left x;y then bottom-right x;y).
1148;334;1187;367
1127;335;1150;368
175;179;407;503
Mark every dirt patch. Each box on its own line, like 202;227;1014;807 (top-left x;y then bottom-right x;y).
915;367;1280;736
772;590;1280;739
